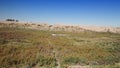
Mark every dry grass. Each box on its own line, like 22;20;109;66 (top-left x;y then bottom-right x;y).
0;26;120;68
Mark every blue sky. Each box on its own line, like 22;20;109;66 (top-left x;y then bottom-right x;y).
0;0;120;26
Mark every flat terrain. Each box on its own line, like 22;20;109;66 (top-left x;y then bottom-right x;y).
0;22;120;68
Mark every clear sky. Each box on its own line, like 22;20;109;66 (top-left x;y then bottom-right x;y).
0;0;120;26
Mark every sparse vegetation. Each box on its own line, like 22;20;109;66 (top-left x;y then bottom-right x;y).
0;23;120;68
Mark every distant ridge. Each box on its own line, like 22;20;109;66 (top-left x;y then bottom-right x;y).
0;21;120;33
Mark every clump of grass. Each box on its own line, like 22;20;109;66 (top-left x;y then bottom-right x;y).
63;57;88;65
